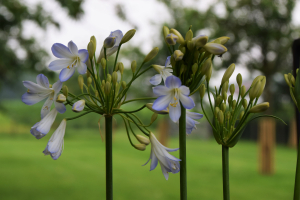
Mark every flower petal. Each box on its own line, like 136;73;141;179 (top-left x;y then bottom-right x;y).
36;74;49;88
106;46;118;57
36;109;58;135
77;62;87;74
51;43;73;58
110;30;123;45
59;67;76;82
41;94;54;119
68;41;78;55
165;56;171;67
30;125;46;139
150;150;158;171
186;111;203;120
152;94;172;111
179;94;195;109
165;75;181;89
55;101;66;114
160;162;169;180
153;85;171;96
78;49;89;63
49;59;73;71
179;85;190;96
22;93;48;105
150;74;162;85
23;81;51;93
169;104;181;122
52;80;63;94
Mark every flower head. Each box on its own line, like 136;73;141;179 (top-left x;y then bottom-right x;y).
22;74;66;118
143;133;180;180
152;75;195;122
43;119;67;160
150;56;173;85
186;111;203;134
49;41;89;82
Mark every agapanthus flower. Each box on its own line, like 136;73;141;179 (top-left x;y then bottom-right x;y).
49;41;89;82
149;56;173;85
152;75;195;122
97;30;123;62
186;111;203;134
143;132;180;180
30;109;58;139
43;119;67;160
22;74;66;118
72;100;85;112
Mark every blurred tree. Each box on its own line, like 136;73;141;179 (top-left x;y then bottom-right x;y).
0;0;84;96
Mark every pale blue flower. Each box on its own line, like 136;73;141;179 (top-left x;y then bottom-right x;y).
22;74;66;118
49;41;89;82
72;100;85;112
30;109;58;139
152;75;195;122
43;119;67;160
186;111;203;134
150;56;173;85
98;30;123;62
143;132;180;180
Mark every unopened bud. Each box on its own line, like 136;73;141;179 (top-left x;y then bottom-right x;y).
221;103;226;112
249;80;261;101
104;82;111;95
236;73;242;87
192;63;198;74
174;50;184;61
256;76;266;98
216;95;223;106
218;110;224;124
221;64;235;84
232;100;237;110
163;26;170;45
185;29;193;42
103;36;116;48
242;99;248;109
179;45;186;54
131;60;137;73
78;75;84;92
120;29;136;44
62;85;68;98
201;58;212;75
199;84;206;99
112;72;118;85
226;111;231;120
192;35;208;48
72;100;85;113
241;85;246;97
136;135;150;145
203;43;227;55
187;41;194;51
90;36;97;52
134;144;146;151
222;81;229;93
106;74;112;83
228;95;233;104
151;113;158;123
206;64;212;82
222;92;227;102
214;107;220;118
230;84;235;95
118;62;124;74
121;81;126;89
284;74;291;87
144;47;159;63
56;94;66;103
290;75;296;86
165;33;178;45
170;28;185;44
87;77;92;87
239;111;244;120
87;41;95;59
101;58;106;69
249;102;269;113
146;103;169;114
213;36;230;45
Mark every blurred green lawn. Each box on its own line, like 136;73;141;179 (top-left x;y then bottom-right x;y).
0;100;297;199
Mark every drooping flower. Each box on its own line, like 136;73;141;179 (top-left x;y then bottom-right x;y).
97;30;123;63
149;56;173;85
22;74;66;118
186;111;203;134
152;75;195;122
43;119;67;160
49;41;89;82
30;109;58;139
72;100;85;112
143;132;180;180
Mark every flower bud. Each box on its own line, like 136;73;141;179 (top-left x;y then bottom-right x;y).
72;100;85;112
222;81;229;93
185;29;193;42
170;28;185;44
106;74;112;83
249;80;261;101
206;64;212;82
284;74;291;87
214;107;220;118
232;100;237;110
112;72;118;85
87;41;95;59
241;85;246;97
290;75;296;86
103;36;116;48
87;77;92;87
104;81;111;95
174;50;184;61
56;94;66;103
203;43;227;55
134;144;146;151
62;85;68;98
120;29;136;44
221;103;226;112
163;26;170;45
151;113;158;123
201;58;212;75
217;110;224;124
102;80;105;86
199;84;206;99
192;35;208;48
256;76;266;98
239;111;244;120
216;95;222;106
221;63;235;85
101;58;106;69
121;81;126;89
236;73;242;87
90;36;97;52
170;55;176;66
131;60;137;73
187;41;194;51
143;47;159;63
146;103;169;114
222;92;227;102
249;102;269;113
250;75;264;88
226;111;231;120
241;99;247;110
212;36;230;45
180;64;186;74
136;135;150;145
230;84;235;95
192;63;198;74
78;75;84;92
165;33;178;45
179;45;186;54
118;62;124;74
228;95;233;104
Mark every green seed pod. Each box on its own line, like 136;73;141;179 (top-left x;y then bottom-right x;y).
62;85;68;98
101;58;106;69
106;74;112;83
221;63;235;85
242;99;248;109
221;102;226;112
214;107;220;118
241;85;246;97
78;75;84;92
232;100;237;110
136;135;150;145
192;63;198;74
104;81;111;95
249;102;269;113
120;29;136;44
236;73;242;87
143;47;159;63
230;84;235;95
87;77;92;87
217;110;224;125
199;84;206;99
239;111;244;120
131;60;137;73
112;71;118;85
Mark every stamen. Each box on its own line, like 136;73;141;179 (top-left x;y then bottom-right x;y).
67;66;70;69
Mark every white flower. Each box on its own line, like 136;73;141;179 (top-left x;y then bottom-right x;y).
22;74;66;118
49;41;89;82
143;133;180;180
43;119;67;160
186;111;203;134
150;56;173;85
30;109;58;139
72;100;85;112
152;75;195;122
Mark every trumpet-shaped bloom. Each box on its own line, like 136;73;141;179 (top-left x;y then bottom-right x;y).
152;75;195;122
49;41;89;82
43;119;67;160
150;56;173;85
98;30;123;62
22;74;66;118
186;111;203;134
30;109;58;139
143;133;180;180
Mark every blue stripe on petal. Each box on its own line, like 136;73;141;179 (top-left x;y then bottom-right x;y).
51;43;73;58
165;75;181;89
59;67;75;82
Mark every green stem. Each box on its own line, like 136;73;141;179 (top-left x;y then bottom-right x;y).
122;97;156;105
294;135;300;200
105;115;113;200
179;104;187;200
222;145;230;200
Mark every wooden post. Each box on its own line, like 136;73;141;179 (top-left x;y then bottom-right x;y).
289;117;298;149
158;118;169;146
259;118;275;174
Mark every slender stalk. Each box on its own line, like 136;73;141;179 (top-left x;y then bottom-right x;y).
222;145;230;200
179;104;187;200
105;116;113;200
294;135;300;200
